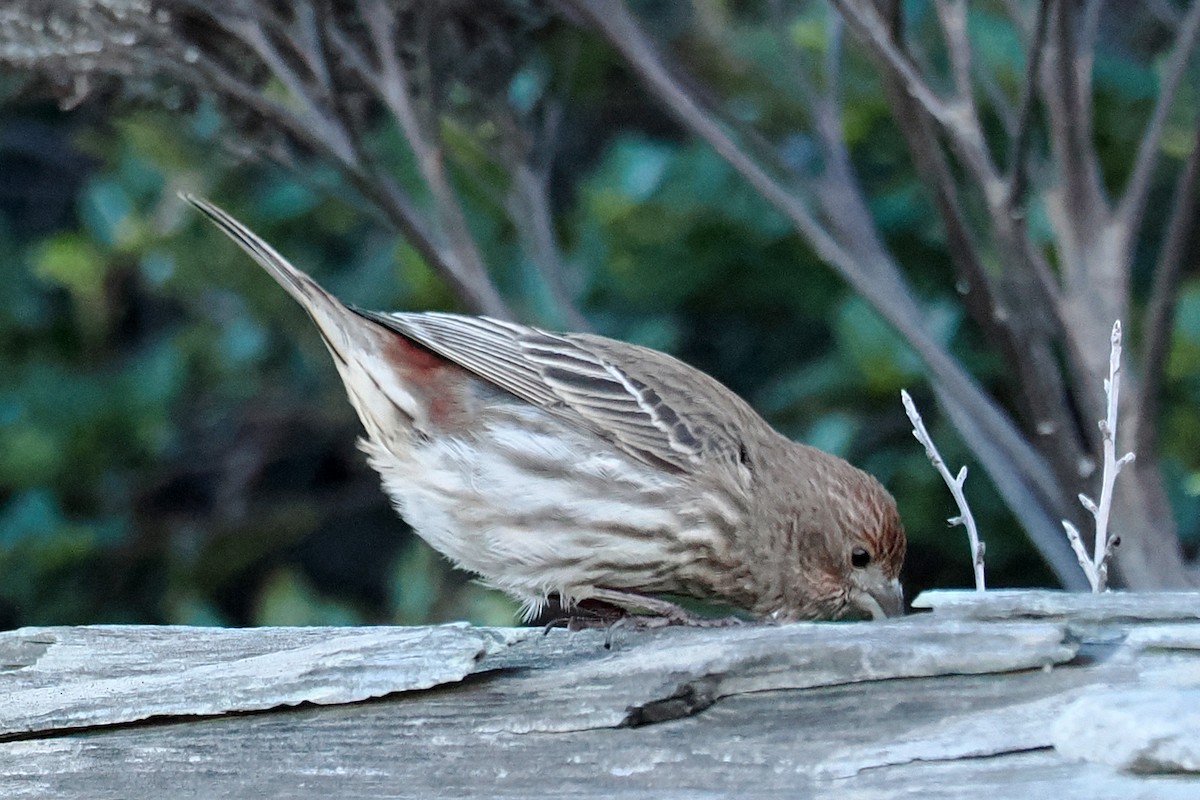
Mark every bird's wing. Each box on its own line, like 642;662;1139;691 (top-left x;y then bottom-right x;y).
355;310;735;472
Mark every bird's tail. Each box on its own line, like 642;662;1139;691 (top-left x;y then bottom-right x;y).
180;193;363;362
182;192;430;444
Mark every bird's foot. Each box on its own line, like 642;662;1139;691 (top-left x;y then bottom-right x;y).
540;600;626;634
588;589;749;629
539;592;746;648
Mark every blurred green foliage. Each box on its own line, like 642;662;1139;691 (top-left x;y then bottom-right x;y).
1;4;1198;629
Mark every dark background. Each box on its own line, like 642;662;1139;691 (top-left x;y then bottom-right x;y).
1;2;1197;628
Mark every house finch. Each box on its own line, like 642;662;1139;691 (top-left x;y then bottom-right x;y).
184;194;905;623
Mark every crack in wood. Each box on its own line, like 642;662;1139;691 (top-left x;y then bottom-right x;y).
622;676;721;726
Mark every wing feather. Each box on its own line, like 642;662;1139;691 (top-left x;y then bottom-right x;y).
353;310;721;471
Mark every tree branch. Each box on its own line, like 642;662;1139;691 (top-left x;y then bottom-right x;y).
1115;0;1200;232
1041;0;1108;272
872;0;1080;487
1005;0;1052;212
933;0;973;101
346;0;510;318
1136;121;1200;462
830;0;999;196
902;390;987;591
213;10;357;167
506;162;590;331
560;1;864;280
152;1;511;319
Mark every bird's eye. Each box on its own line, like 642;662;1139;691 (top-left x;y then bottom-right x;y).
850;547;871;569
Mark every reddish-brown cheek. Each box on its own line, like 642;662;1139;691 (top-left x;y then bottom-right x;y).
807;569;849;609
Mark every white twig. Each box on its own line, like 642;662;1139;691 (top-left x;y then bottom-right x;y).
901;390;986;591
1065;320;1134;592
1060;521;1098;589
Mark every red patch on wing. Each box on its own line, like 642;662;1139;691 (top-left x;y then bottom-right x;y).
382;332;450;374
378;330;474;430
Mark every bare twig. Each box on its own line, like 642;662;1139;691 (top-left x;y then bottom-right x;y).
1116;0;1200;232
830;0;998;192
355;0;509;318
933;0;973;101
873;0;1077;499
823;7;845;106
1005;0;1052;212
506;163;590;330
1065;321;1135;592
1137;123;1200;461
217;13;357;166
1060;521;1097;589
562;0;849;274
901;390;986;591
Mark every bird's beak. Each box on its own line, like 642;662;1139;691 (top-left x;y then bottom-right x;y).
850;577;905;619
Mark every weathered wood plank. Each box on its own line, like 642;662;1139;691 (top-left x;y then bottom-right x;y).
0;670;1194;799
0;624;525;737
914;589;1200;622
0;591;1198;798
0;618;1073;737
1053;688;1200;773
476;617;1077;732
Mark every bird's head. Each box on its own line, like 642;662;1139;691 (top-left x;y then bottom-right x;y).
835;483;906;620
761;445;906;621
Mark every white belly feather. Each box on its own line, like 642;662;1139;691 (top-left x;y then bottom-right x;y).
359;405;723;615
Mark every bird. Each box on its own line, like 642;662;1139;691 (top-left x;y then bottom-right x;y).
183;193;906;624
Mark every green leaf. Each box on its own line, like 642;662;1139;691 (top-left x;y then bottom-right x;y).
32;233;105;300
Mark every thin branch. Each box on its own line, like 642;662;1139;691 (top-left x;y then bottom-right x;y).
251;13;507;318
824;7;845;106
872;0;999;344
167;3;474;306
1005;0;1052;212
767;0;823;114
1094;321;1135;570
1079;0;1104;123
902;390;986;591
351;0;510;318
933;0;973;101
1066;321;1135;592
506;163;590;331
1115;0;1200;230
224;13;357;166
562;0;857;277
1137;123;1200;461
275;2;335;98
1042;0;1108;251
874;0;1078;490
833;0;955;121
1061;522;1099;589
1146;0;1184;26
830;0;999;193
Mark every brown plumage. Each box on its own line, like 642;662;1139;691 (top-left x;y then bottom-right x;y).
184;194;906;623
